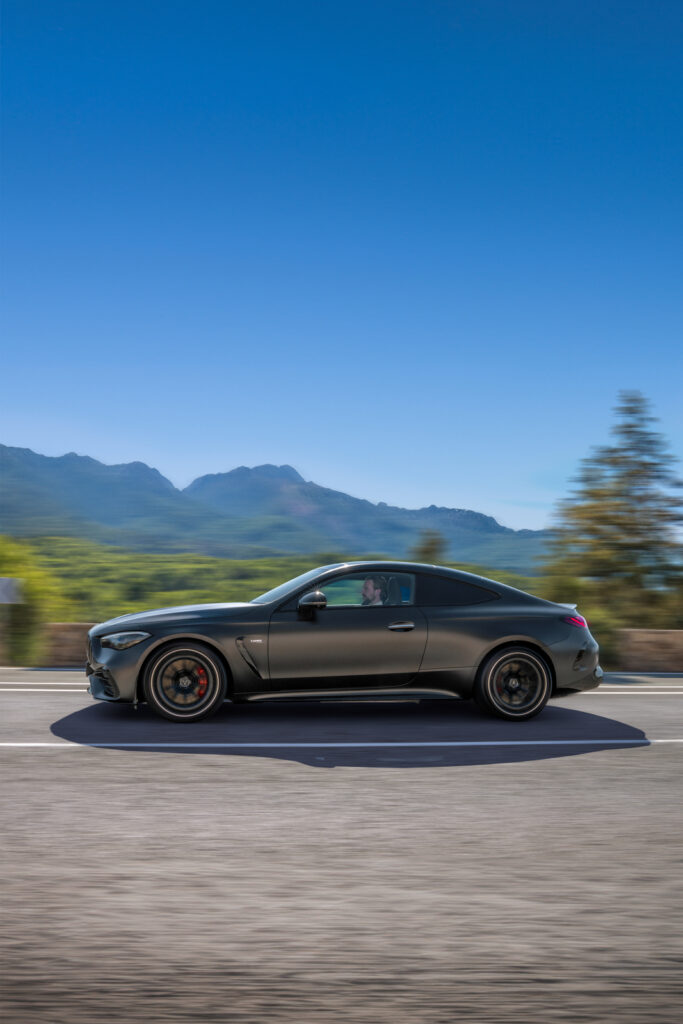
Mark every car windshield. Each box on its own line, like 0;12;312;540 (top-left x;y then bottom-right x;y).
251;565;344;605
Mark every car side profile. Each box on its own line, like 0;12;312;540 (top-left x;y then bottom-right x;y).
86;561;602;723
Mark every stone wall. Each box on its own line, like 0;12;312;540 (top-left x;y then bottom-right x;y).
42;623;95;668
615;629;683;673
37;622;683;671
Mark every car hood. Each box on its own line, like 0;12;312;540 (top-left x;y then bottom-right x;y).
91;602;256;635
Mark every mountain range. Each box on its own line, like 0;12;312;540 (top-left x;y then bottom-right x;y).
0;444;548;572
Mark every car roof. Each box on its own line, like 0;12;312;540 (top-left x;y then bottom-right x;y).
326;559;491;578
319;560;499;586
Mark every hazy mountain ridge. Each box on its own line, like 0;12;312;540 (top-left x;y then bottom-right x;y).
0;445;548;571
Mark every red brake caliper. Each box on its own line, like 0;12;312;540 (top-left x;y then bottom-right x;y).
196;666;208;697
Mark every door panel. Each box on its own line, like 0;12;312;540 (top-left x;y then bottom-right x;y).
268;606;428;688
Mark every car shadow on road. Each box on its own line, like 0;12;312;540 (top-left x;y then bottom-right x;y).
50;698;648;768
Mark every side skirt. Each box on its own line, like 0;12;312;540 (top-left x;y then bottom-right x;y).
245;687;464;702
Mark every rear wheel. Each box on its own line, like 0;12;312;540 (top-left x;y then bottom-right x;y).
143;643;227;722
474;647;551;721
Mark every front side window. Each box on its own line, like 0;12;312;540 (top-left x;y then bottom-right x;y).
251;565;343;604
319;572;415;608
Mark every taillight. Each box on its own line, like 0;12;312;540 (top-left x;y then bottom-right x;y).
562;614;587;628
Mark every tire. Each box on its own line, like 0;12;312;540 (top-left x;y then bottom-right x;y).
143;643;227;722
474;646;552;721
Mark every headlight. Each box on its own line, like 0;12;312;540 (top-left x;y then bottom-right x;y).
100;631;151;650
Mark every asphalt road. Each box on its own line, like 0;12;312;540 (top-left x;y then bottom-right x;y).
2;669;683;1023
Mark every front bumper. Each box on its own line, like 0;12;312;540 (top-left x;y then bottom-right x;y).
87;671;120;702
86;632;148;703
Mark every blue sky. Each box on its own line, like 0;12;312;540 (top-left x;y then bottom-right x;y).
2;0;682;529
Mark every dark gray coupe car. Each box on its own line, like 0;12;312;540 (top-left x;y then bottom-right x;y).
86;561;602;722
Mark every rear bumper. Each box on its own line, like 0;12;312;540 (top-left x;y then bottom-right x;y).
550;631;602;693
554;663;603;695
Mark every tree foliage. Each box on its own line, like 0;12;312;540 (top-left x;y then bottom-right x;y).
410;530;448;565
542;392;682;631
5;535;537;624
0;536;66;664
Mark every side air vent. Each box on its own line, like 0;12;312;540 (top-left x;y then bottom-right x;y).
235;637;263;677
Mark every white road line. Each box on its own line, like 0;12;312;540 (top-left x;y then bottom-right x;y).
0;739;681;749
0;688;89;693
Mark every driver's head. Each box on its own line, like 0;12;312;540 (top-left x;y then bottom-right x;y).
361;575;386;605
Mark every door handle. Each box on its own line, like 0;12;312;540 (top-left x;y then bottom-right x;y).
388;621;415;631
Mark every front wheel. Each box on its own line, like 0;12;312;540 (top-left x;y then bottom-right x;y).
474;647;552;721
143;643;227;722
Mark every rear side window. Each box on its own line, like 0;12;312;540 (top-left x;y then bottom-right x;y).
417;574;499;607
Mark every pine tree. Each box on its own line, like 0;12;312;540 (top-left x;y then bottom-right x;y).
543;392;682;624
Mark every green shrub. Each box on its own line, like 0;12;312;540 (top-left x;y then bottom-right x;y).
0;536;66;664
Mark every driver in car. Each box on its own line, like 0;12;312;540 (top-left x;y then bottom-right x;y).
361;575;386;606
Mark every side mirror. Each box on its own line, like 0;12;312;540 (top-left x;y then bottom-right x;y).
298;590;327;617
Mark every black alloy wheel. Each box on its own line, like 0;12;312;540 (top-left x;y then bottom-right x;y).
474;647;552;721
143;643;228;722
